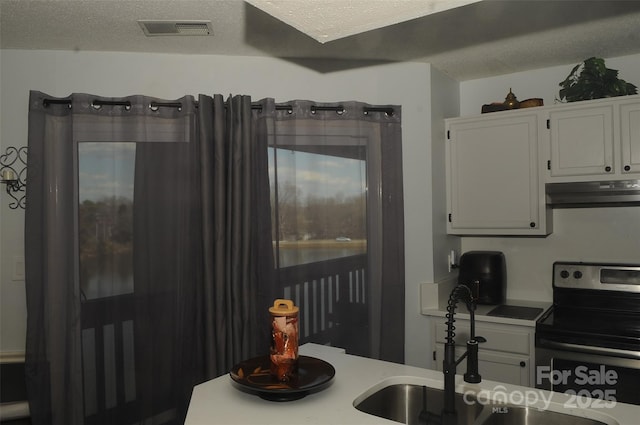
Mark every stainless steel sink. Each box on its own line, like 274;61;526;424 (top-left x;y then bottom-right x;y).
353;382;616;425
479;405;609;425
353;383;482;425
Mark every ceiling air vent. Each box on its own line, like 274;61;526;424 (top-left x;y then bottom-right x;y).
138;20;213;36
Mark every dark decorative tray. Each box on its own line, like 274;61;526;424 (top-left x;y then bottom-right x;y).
229;355;335;401
481;103;510;113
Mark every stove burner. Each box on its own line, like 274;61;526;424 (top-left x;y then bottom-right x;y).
486;305;543;320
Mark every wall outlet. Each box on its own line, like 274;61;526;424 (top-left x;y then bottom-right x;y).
12;256;25;281
448;249;457;273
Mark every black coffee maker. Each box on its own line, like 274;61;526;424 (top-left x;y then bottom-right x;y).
458;251;506;305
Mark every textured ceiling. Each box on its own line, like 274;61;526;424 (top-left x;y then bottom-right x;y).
1;0;640;81
244;0;481;43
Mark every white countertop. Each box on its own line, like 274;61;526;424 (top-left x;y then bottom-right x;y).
419;281;552;327
185;343;639;425
422;299;552;327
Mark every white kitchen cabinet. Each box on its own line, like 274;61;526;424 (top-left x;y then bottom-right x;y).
620;100;640;174
547;103;614;177
431;318;533;387
444;95;640;235
545;95;640;181
445;112;550;235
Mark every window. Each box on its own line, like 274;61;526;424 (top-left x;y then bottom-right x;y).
78;142;135;300
269;147;367;268
262;102;403;362
267;126;378;356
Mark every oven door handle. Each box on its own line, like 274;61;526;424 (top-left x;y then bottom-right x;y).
538;338;640;360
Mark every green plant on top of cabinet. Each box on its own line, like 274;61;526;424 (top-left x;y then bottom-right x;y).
557;57;637;103
445;112;551;236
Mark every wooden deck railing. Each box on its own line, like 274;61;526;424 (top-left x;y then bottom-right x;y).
275;253;369;355
78;253;369;424
81;294;140;425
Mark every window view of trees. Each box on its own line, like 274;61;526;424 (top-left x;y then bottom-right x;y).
78;143;135;299
78;142;367;290
273;183;366;242
79;197;133;258
269;148;367;267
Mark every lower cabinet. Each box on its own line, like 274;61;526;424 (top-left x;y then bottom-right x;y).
431;318;534;387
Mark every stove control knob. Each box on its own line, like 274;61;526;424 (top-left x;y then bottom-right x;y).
560;270;570;279
573;270;583;279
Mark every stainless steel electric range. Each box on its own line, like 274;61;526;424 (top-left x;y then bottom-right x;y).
535;261;640;406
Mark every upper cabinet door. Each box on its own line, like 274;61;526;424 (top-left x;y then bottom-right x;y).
620;101;640;174
446;113;549;235
548;104;614;177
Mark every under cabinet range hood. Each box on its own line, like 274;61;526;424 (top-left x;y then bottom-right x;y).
545;180;640;207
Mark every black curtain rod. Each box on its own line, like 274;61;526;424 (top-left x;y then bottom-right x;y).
42;98;394;115
363;106;395;116
251;104;395;116
43;98;185;110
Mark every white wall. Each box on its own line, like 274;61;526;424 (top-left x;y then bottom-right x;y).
0;50;437;365
402;66;462;368
402;68;461;368
459;53;640;302
430;69;461;282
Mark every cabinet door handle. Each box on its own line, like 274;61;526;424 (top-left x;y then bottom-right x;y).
605;166;612;172
624;165;631;171
529;222;536;228
519;361;526;368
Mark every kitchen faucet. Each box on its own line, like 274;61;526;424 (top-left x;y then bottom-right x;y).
442;284;485;425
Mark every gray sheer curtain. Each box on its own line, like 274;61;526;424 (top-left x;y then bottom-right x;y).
262;100;405;362
197;95;274;378
24;91;272;425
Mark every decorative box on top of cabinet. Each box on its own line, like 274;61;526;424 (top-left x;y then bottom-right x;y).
445;111;551;236
545;94;640;181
